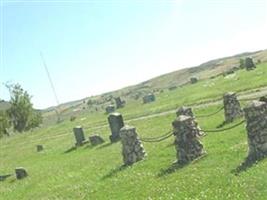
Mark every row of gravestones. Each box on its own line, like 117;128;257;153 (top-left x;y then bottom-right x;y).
106;94;157;114
9;92;266;180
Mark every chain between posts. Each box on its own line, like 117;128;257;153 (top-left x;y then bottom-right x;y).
199;120;245;133
195;106;224;118
139;130;173;143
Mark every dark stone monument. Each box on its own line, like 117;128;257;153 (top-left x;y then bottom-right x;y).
245;57;256;70
105;105;115;114
108;112;124;142
73;126;86;146
143;93;156;104
15;167;28;180
89;134;105;146
115;97;125;109
36;145;44;152
190;77;198;84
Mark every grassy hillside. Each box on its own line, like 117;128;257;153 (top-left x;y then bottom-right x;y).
42;49;267;125
1;60;267;199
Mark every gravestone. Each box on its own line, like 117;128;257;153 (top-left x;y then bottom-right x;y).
168;86;177;91
115;97;125;109
89;134;105;146
244;57;256;70
105;105;115;114
244;101;267;161
15;167;28;179
143;93;156;104
176;106;194;118
223;92;243;122
120;125;146;165
73;126;86;146
172;115;206;164
36;145;43;152
108;112;124;142
190;77;198;84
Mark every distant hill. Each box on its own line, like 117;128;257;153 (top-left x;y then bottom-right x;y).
42;49;267;122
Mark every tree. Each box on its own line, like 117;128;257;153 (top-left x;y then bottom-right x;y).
0;111;10;137
6;83;42;132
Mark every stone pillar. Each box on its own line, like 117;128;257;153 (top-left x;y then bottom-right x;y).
15;167;28;179
36;145;43;152
73;126;86;146
223;92;243;123
244;101;267;161
108;112;124;142
245;57;256;70
120;125;146;165
176;106;194;118
172;115;206;164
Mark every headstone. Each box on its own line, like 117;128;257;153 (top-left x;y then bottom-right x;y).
15;167;28;179
176;106;194;118
168;86;177;91
36;145;43;152
73;126;86;146
244;101;267;161
120;125;146;165
172;115;206;164
115;97;125;109
143;93;156;104
108;112;124;142
244;57;256;70
259;96;267;103
89;134;105;146
190;77;198;84
223;92;243;123
105;105;115;114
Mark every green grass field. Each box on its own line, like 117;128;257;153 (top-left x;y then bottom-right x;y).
1;63;267;199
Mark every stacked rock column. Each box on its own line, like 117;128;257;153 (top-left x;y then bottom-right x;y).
172;115;206;164
223;92;243;123
120;125;146;165
244;101;267;161
176;106;204;136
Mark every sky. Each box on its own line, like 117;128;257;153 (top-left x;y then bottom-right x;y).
0;0;267;109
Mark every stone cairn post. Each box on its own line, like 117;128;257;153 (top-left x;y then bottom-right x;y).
120;125;146;165
36;145;44;152
176;106;204;136
223;92;243;123
176;106;194;117
172;115;206;164
244;101;267;162
245;57;256;70
73;126;86;146
15;167;28;179
108;112;124;142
